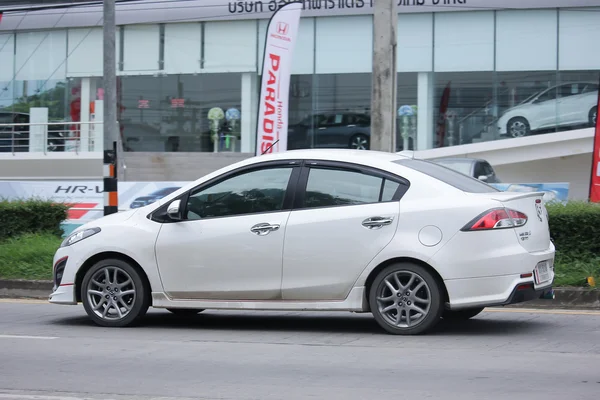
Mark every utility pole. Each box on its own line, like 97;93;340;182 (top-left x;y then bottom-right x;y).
102;0;118;215
370;0;398;152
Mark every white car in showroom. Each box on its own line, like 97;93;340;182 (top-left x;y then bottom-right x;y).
50;149;555;335
497;81;598;138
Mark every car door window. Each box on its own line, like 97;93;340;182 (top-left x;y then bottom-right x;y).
185;167;294;220
474;162;486;178
302;167;399;209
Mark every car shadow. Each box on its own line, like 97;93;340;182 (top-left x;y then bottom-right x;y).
50;308;553;337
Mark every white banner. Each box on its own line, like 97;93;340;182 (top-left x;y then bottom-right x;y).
255;1;302;155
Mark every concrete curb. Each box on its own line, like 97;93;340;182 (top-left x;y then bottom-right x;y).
1;279;598;309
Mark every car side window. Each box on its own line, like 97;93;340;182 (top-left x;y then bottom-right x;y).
185;167;294;220
302;167;399;209
474;162;486;178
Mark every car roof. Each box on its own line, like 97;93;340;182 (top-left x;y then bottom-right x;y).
252;149;409;166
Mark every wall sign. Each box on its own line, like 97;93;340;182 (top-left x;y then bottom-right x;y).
1;0;599;31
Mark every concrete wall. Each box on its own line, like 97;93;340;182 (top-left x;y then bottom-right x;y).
0;154;102;180
122;152;253;181
493;153;593;201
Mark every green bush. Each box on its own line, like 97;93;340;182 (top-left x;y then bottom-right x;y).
0;199;68;241
547;201;600;287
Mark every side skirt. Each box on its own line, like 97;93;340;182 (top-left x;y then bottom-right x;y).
151;287;368;312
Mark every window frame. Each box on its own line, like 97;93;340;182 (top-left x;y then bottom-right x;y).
150;160;303;223
293;160;410;211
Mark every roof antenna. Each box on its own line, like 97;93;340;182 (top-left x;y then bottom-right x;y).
261;139;280;155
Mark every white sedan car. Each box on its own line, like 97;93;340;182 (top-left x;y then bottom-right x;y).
49;149;555;335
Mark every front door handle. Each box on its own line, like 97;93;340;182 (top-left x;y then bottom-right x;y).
362;216;394;230
250;223;280;236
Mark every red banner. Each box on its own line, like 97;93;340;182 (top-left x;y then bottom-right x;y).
590;75;600;203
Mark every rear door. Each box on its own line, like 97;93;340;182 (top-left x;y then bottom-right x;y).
281;161;408;301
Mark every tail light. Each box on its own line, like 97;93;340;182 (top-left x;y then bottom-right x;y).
461;208;528;231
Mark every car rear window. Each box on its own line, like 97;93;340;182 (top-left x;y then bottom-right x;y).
393;158;500;193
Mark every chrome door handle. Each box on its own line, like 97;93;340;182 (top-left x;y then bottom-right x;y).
362;217;394;230
250;223;280;236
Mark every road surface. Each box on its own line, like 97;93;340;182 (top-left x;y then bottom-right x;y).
1;300;599;400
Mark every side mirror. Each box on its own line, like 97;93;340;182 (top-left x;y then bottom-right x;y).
478;175;489;182
167;199;182;221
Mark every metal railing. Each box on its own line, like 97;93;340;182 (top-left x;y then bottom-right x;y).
0;121;103;155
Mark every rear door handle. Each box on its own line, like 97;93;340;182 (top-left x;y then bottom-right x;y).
250;223;280;236
362;217;394;230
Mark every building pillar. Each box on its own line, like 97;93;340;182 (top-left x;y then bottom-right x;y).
241;72;258;154
80;78;91;151
29;107;48;153
417;72;435;151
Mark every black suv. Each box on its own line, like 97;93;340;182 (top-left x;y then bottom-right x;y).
0;111;67;152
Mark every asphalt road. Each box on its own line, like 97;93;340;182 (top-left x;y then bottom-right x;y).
0;300;599;400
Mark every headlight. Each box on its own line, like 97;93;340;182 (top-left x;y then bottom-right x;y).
61;227;101;247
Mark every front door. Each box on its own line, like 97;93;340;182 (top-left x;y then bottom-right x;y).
155;163;300;300
282;163;405;301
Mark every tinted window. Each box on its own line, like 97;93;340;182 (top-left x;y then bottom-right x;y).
186;167;293;220
381;180;400;202
394;158;499;193
303;168;398;208
433;160;473;176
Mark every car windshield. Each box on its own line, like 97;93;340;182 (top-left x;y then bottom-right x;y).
433;160;473;176
393;158;499;193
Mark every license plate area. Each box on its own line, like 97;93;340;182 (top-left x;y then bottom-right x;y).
534;260;553;285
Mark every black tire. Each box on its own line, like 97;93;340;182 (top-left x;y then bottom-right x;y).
349;133;369;150
368;263;444;335
590;107;597;127
507;117;530;138
442;307;485;321
81;258;150;327
166;308;205;316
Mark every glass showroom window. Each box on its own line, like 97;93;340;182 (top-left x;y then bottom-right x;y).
287;73;372;151
119;73;242;152
433;72;495;148
556;71;600;133
494;71;558;139
397;73;418;151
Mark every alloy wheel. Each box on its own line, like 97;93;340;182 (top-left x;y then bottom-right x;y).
376;270;432;328
509;120;527;137
350;135;369;150
86;266;137;321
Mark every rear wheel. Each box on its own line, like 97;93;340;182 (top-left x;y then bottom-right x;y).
442;307;485;321
369;263;443;335
81;258;150;327
166;308;205;316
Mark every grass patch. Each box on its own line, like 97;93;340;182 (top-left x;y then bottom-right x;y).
554;257;600;287
0;233;62;281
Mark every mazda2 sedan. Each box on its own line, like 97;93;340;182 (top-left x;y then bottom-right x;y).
49;149;555;335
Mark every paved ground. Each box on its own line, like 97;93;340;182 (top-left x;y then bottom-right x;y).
0;301;599;400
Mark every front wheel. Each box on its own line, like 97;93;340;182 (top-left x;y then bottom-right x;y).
369;263;443;335
81;258;150;327
507;117;530;138
442;307;485;321
349;134;369;150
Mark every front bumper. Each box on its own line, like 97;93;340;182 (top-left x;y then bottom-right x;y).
49;284;77;305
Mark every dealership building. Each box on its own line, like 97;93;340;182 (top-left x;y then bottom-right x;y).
0;0;599;198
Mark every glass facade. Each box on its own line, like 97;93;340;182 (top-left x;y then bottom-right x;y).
0;8;598;153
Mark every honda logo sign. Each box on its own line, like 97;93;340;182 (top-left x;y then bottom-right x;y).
277;21;289;35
